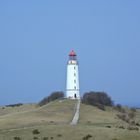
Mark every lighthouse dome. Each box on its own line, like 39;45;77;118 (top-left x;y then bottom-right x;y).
69;50;76;56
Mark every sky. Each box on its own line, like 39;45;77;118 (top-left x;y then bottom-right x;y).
0;0;140;107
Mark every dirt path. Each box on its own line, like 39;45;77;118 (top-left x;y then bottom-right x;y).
70;99;80;125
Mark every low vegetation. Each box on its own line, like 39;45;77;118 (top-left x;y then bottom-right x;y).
82;91;113;110
32;129;40;135
13;137;21;140
113;104;125;113
127;126;139;131
6;103;23;107
115;105;140;131
38;91;64;106
33;137;39;140
82;134;93;140
42;137;48;140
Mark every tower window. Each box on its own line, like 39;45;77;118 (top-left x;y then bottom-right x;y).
74;86;76;89
74;67;76;70
74;73;76;76
74;80;76;83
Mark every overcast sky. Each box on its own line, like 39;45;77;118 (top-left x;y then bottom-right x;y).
0;0;140;106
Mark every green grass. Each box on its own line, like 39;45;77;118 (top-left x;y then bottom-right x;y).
79;103;130;127
0;100;140;140
0;124;140;140
0;99;76;130
0;104;37;116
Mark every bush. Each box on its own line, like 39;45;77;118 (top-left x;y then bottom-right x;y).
57;134;62;137
82;91;113;107
33;137;39;140
43;137;48;140
6;103;23;107
116;114;127;122
127;126;139;131
118;126;125;129
82;134;93;140
130;108;136;113
38;91;64;106
115;105;137;125
32;129;40;135
128;112;135;119
130;120;136;125
50;121;54;124
114;104;125;113
106;126;111;128
97;104;105;111
13;137;21;140
136;123;140;126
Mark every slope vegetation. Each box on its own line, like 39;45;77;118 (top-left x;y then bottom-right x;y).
0;100;140;140
0;99;76;130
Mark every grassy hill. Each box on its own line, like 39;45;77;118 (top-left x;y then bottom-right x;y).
0;99;140;140
0;104;37;116
0;99;76;130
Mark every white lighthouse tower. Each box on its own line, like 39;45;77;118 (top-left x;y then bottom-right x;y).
66;50;80;99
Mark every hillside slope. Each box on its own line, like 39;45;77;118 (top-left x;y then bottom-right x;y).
80;103;140;127
0;104;37;116
80;103;123;126
0;100;140;140
0;99;76;130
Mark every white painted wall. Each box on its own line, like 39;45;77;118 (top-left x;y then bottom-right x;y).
66;60;80;99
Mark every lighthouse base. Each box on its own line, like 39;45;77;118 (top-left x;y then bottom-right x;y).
66;90;80;99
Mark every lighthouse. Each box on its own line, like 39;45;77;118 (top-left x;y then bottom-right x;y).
66;50;80;99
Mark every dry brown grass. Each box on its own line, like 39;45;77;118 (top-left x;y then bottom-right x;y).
0;104;37;116
0;100;140;140
0;99;76;130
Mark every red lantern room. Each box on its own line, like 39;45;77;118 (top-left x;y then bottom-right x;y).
69;50;77;60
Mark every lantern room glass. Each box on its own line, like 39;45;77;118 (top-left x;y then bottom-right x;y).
69;55;77;60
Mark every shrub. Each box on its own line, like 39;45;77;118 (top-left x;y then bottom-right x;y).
116;112;137;125
82;134;93;140
114;104;125;113
43;137;48;140
128;126;139;131
106;126;111;128
38;91;64;106
130;120;136;125
33;137;38;140
128;112;135;119
97;104;105;111
13;137;21;140
118;126;125;129
116;114;128;122
82;91;113;107
116;105;137;125
87;121;92;124
6;103;23;107
57;134;62;137
136;123;140;126
32;129;40;135
130;108;136;113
